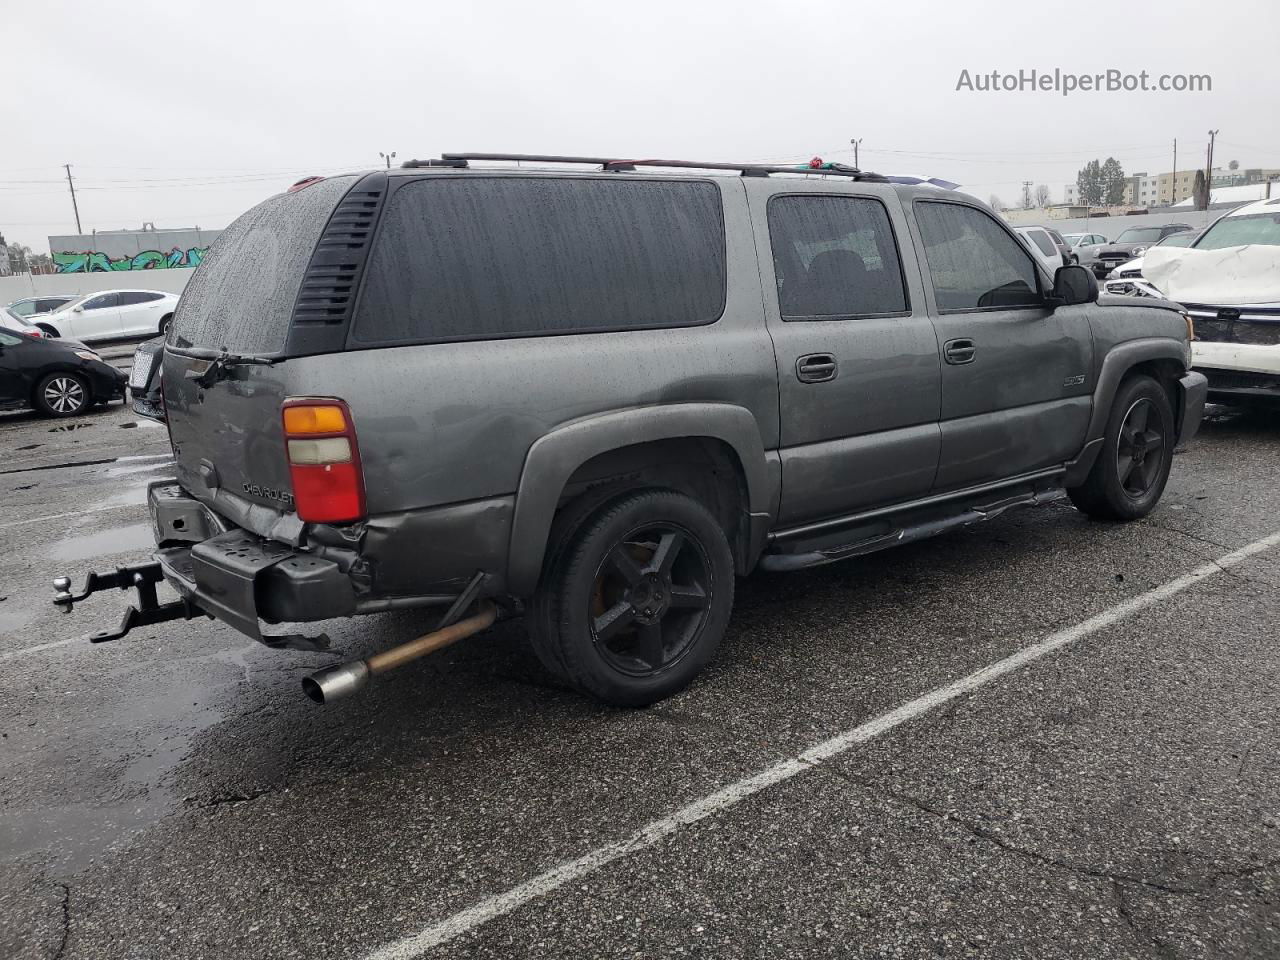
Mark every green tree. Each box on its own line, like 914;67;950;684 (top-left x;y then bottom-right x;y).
1100;157;1127;206
6;241;32;273
1076;160;1103;206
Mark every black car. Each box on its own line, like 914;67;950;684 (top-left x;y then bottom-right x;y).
0;327;128;417
128;336;166;422
1090;223;1195;278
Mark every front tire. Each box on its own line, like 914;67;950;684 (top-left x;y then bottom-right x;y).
34;372;90;417
530;490;734;707
158;314;173;335
36;323;60;338
1068;374;1175;521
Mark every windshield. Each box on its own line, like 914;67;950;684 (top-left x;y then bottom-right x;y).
1194;213;1280;251
1158;232;1197;248
1116;227;1165;243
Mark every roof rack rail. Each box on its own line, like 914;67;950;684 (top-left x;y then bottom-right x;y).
400;152;887;182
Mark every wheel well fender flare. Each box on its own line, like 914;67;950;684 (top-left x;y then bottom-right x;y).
1087;338;1187;443
506;403;773;595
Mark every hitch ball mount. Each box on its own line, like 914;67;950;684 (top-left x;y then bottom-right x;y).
52;562;202;643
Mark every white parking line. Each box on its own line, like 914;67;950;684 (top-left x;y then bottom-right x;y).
364;528;1280;960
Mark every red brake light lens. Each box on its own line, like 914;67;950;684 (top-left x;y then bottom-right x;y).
281;398;366;523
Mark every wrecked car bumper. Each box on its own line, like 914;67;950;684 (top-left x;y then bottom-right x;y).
1177;371;1209;444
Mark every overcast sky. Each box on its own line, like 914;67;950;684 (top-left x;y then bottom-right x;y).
3;0;1276;250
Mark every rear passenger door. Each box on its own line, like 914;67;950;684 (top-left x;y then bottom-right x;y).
117;291;165;337
910;199;1093;491
747;180;941;526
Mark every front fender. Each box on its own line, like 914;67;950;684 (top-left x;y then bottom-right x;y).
505;403;774;596
1064;336;1189;486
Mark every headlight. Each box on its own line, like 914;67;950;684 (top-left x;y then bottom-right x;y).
1131;246;1146;256
74;350;101;361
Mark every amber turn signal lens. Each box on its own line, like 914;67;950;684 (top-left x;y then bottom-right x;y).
283;404;347;435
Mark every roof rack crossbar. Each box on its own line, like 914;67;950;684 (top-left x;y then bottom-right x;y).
412;152;886;182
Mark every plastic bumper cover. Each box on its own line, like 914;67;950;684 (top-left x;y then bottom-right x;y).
1177;371;1208;445
150;483;355;641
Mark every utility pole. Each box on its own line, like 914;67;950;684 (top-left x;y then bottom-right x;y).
1205;129;1219;205
1171;138;1177;205
379;151;397;169
849;138;862;170
1022;180;1033;209
64;163;82;234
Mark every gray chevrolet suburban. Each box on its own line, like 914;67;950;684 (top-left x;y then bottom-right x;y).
55;153;1208;708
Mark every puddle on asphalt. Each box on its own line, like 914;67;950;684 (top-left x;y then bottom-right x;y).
103;460;174;479
97;485;151;509
0;676;230;873
47;523;153;562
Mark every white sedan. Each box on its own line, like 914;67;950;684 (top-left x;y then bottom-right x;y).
34;289;180;343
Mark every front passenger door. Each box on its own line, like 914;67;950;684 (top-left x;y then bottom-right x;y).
67;292;123;341
912;200;1093;491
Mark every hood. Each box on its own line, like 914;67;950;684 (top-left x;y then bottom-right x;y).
1143;244;1280;306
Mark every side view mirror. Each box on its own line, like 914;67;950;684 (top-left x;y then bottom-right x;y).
1052;264;1098;306
73;305;84;313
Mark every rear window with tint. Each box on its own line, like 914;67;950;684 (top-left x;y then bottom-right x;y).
170;176;357;354
351;177;726;344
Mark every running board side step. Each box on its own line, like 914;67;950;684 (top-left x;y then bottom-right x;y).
758;487;1066;573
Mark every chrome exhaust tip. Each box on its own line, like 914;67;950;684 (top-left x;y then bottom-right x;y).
301;660;370;704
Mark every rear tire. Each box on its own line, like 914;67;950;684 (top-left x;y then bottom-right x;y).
1068;375;1175;521
529;489;734;707
34;372;90;417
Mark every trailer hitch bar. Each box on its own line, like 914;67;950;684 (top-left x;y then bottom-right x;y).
52;561;203;643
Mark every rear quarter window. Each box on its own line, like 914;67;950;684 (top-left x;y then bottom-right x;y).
351;176;727;344
170;175;357;354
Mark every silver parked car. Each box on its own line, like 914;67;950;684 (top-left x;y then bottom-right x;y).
56;153;1207;709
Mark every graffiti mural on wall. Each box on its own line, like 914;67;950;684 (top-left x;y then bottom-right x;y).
53;246;209;273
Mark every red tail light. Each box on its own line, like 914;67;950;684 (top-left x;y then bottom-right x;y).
281;398;366;523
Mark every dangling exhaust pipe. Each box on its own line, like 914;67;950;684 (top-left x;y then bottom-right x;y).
301;602;496;704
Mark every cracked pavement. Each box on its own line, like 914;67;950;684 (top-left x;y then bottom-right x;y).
1;401;1279;959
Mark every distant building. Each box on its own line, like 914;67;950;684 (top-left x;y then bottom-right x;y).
1064;167;1278;209
47;223;222;273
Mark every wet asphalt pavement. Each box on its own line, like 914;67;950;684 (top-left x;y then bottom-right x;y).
1;399;1278;959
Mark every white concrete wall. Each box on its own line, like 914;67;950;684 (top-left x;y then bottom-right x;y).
0;269;193;304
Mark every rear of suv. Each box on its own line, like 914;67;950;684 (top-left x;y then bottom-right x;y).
56;155;1206;708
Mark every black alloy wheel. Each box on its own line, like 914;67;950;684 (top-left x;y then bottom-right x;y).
529;489;735;707
1115;397;1167;500
589;523;713;677
1068;374;1175;521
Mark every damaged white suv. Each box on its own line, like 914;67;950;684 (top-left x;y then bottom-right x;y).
1140;198;1280;404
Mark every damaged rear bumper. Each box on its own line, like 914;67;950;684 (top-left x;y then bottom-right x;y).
55;481;495;647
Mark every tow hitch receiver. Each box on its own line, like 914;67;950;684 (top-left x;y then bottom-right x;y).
52;561;203;643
